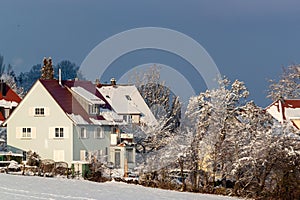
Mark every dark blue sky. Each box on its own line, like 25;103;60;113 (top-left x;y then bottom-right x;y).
1;0;300;107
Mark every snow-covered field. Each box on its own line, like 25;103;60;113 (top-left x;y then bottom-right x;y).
0;174;239;200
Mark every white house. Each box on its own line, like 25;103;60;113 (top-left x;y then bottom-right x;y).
4;79;119;166
97;79;157;126
266;99;300;129
4;77;156;176
97;79;157;175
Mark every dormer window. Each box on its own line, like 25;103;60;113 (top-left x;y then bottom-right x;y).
123;115;132;123
89;104;100;115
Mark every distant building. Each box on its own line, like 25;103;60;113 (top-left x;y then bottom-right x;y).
266;99;300;129
0;81;22;151
0;81;22;124
98;78;157;175
98;80;157;126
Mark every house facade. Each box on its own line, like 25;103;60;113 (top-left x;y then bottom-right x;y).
5;80;113;165
5;77;156;175
98;80;157;175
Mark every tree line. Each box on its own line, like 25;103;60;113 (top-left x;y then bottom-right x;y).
129;66;300;199
0;54;79;96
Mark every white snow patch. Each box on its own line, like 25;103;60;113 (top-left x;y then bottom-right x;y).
0;99;18;109
100;108;123;122
71;86;105;105
0;174;239;200
98;85;157;126
68;114;89;125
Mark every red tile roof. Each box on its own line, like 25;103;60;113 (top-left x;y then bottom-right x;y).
281;99;300;108
64;80;112;110
39;79;105;124
266;99;300;130
0;111;5;121
0;82;21;103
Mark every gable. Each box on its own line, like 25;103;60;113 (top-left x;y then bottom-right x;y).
4;80;73;125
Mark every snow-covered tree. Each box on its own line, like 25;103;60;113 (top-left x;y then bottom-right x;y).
129;65;181;131
0;54;24;97
268;64;300;100
126;66;182;170
182;77;249;190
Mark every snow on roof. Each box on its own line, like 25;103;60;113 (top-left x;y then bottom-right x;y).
98;85;157;125
67;113;89;125
100;108;123;122
98;85;141;114
71;86;105;105
0;99;18;109
0;151;23;157
89;118;126;126
0;82;22;103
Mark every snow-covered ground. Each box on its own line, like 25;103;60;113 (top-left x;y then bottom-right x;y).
0;174;239;200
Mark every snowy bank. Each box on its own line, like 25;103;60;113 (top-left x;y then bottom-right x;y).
0;174;240;200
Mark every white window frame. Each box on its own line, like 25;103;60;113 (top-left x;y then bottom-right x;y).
126;148;134;163
80;127;87;139
4;108;10;118
55;128;64;138
89;104;99;115
95;127;104;139
22;128;31;138
123;115;132;123
80;150;87;161
53;150;65;162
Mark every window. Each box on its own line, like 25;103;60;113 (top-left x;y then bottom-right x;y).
126;148;134;163
53;150;65;162
95;127;103;138
80;127;87;138
22;128;31;138
89;104;99;115
125;95;131;100
4;108;10;118
112;127;118;134
80;150;87;161
123;115;132;123
55;128;64;138
114;149;121;168
97;150;103;160
35;108;45;116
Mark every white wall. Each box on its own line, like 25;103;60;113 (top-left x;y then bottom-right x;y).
6;81;74;165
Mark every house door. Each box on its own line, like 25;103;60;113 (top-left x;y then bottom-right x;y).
115;151;120;169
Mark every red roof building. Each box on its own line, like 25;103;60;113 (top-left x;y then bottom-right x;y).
0;82;22;124
266;99;300;129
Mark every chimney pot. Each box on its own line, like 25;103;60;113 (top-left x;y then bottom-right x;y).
110;78;116;85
